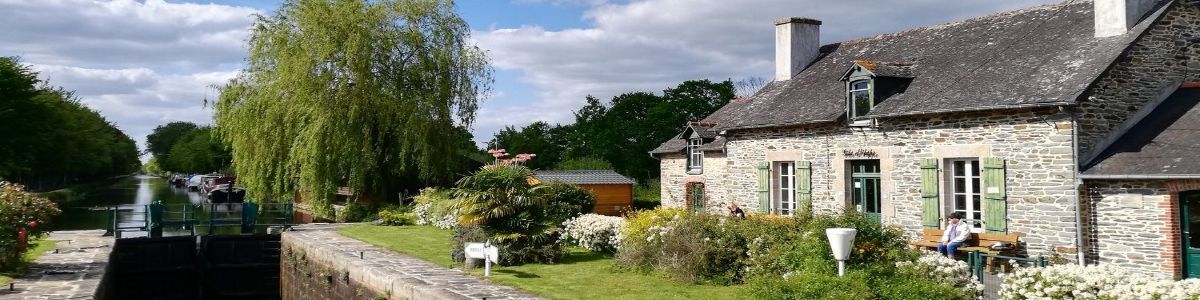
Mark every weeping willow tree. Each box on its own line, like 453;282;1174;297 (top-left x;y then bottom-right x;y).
214;0;492;210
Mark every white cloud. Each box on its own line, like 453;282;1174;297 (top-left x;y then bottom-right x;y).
471;0;1061;140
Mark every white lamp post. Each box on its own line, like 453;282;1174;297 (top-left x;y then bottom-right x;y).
826;228;857;277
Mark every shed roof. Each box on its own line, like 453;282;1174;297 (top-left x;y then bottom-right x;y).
715;0;1165;130
533;170;636;185
1082;86;1200;177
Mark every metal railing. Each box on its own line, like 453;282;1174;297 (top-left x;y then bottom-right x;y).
969;251;1048;300
107;200;295;238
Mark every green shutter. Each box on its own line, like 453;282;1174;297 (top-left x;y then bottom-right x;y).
757;161;770;214
982;157;1007;233
920;158;940;228
796;161;812;215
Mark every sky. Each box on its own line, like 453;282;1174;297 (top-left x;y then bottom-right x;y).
0;0;1062;158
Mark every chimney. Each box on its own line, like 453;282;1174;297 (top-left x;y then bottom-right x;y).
1094;0;1157;38
774;17;822;81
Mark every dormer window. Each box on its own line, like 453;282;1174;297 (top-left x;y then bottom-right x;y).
848;79;873;120
687;138;703;172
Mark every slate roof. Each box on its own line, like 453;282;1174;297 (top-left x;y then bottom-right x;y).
533;170;636;185
650;99;748;155
716;0;1166;130
1082;86;1200;177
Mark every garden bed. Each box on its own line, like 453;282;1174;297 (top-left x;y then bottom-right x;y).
337;224;752;300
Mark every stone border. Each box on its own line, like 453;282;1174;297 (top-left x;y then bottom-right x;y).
282;224;540;300
0;230;113;300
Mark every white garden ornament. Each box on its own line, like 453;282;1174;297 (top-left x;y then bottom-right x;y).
825;228;857;277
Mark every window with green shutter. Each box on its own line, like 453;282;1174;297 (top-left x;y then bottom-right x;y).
757;162;769;214
982;157;1007;233
920;158;940;228
687;182;706;213
796;161;812;216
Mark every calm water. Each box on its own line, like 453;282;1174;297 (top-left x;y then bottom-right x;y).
49;175;264;236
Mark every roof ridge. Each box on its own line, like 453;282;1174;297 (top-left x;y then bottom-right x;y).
828;0;1081;48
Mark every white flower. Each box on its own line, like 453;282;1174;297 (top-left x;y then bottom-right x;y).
561;214;626;252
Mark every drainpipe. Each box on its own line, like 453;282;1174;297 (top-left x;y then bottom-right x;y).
1064;106;1087;265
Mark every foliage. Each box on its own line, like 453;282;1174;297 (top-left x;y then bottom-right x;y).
896;252;983;296
488;79;735;182
374;206;415;226
214;0;492;209
553;157;613;171
539;181;595;225
561;214;625;253
413;188;458;229
163;127;230;173
751;264;972;300
146;122;199;166
633;180;661;210
452;164;565;264
0;57;141;188
142;158;163;175
0;182;61;268
335;201;375;223
1000;264;1200;299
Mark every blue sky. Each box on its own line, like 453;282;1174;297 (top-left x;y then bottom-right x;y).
0;0;1061;153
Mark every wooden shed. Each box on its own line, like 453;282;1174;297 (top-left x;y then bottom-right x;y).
533;170;635;216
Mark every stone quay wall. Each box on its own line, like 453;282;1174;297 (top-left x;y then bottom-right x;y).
661;107;1081;259
0;230;113;300
281;224;538;300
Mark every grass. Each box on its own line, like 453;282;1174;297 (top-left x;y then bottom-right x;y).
0;238;58;285
338;224;751;300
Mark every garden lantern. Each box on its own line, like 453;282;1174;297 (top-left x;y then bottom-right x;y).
825;228;857;277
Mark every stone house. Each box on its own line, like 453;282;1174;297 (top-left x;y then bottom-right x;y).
652;0;1200;279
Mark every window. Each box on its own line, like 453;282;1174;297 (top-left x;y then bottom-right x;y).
949;159;983;228
686;182;705;212
848;80;872;120
687;138;703;172
777;162;796;216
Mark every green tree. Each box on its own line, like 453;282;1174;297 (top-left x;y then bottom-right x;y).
214;0;492;206
146;122;199;169
165;127;230;173
554;157;613;170
487;121;565;170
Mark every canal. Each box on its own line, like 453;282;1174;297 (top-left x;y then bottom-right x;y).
49;175;289;236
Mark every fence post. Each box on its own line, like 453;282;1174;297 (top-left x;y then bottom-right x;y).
241;202;259;234
148;202;164;238
1038;256;1047;267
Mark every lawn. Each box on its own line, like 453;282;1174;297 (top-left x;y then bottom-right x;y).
0;238;58;285
338;224;752;300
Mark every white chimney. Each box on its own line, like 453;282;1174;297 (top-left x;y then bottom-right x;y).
1094;0;1157;38
775;17;822;81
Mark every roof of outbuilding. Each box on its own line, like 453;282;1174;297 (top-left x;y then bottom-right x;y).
715;0;1166;131
1082;86;1200;177
533;170;636;185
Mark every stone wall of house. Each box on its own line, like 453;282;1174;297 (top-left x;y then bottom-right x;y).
660;153;733;214
661;108;1080;259
1077;2;1200;157
1081;179;1177;280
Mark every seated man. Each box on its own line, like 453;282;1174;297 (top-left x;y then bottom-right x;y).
937;212;970;256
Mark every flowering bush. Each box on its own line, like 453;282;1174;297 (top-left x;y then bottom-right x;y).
412;188;458;229
374;206;415;226
0;181;61;268
896;252;983;296
1000;264;1200;300
561;214;625;252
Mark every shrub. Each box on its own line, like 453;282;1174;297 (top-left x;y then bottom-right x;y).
632;180;661;210
1000;264;1200;299
450;225;561;265
751;264;972;300
539;181;595;225
335;201;374;222
895;252;982;297
561;214;625;253
0;182;61;268
374;206;415;226
413;188;458;229
452;164;563;265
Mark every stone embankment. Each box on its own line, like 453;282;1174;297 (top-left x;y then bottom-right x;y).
0;230;113;300
282;224;538;300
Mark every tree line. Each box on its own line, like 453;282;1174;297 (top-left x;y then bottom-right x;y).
145;122;231;174
487;79;739;182
0;57;141;190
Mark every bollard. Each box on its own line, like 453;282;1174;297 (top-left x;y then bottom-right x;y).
359;251;364;259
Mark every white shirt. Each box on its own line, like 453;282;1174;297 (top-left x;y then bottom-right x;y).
940;221;971;244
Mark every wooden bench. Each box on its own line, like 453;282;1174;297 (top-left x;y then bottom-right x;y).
910;228;1022;272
